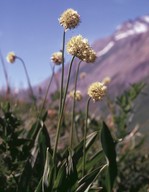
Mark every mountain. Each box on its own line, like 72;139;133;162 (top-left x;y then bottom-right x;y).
16;14;149;103
38;15;149;94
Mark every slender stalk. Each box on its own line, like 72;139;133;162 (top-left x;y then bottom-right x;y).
82;97;91;176
0;50;10;97
49;62;59;91
59;30;66;115
16;56;36;106
53;56;75;161
39;65;55;118
27;65;55;150
70;60;82;148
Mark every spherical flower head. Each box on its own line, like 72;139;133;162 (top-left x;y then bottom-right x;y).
67;35;97;63
59;8;80;30
84;48;97;63
102;77;111;85
51;51;62;65
69;90;82;101
88;82;107;102
67;35;90;60
6;52;16;63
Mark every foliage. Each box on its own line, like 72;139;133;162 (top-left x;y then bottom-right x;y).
0;82;149;191
115;82;145;138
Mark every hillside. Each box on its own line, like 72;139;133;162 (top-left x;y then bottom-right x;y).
33;15;149;98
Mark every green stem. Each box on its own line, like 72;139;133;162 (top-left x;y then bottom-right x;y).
27;65;55;153
0;50;10;97
53;56;75;161
82;97;91;176
70;60;82;148
49;62;59;91
59;30;66;116
16;56;36;107
39;64;55;118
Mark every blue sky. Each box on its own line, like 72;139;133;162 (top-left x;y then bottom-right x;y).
0;0;149;89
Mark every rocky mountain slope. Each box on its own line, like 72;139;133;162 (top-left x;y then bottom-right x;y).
15;14;149;104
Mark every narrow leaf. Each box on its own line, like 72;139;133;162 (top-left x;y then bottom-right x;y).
101;122;117;191
42;148;54;192
73;131;99;165
76;167;101;192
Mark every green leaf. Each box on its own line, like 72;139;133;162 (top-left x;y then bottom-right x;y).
85;150;104;171
2;102;10;113
17;160;32;192
42;148;55;192
39;124;52;161
84;165;107;192
76;167;101;192
101;122;117;192
27;120;41;143
73;131;99;165
34;179;42;192
40;111;48;122
54;161;66;190
54;148;78;191
17;127;42;192
66;148;78;189
73;131;99;174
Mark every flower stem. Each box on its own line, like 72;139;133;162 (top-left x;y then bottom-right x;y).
30;65;55;149
59;30;66;115
39;64;55;118
0;50;10;98
82;97;91;176
53;56;75;161
70;60;82;148
49;62;59;91
16;56;36;107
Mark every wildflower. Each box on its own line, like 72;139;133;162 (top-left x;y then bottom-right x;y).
67;35;96;63
88;82;107;102
67;35;88;57
6;52;36;103
69;90;82;101
59;8;80;30
84;48;97;63
51;51;62;65
6;52;16;63
102;77;111;85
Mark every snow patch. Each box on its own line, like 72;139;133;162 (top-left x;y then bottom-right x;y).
115;22;148;40
142;15;149;23
97;41;114;57
133;22;148;33
115;30;134;40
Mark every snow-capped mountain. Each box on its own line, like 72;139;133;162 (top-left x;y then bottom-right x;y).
97;15;149;57
70;14;149;97
17;14;149;103
114;15;149;40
